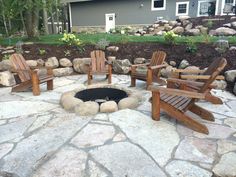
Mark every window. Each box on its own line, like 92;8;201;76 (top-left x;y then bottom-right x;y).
152;0;166;10
222;0;235;14
176;2;189;16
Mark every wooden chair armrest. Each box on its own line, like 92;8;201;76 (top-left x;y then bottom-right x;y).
167;78;205;87
148;86;206;99
173;68;205;74
148;64;167;70
180;75;225;80
131;63;150;68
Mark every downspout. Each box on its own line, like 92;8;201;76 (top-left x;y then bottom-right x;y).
67;2;72;32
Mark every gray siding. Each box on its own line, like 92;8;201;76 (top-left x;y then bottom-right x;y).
71;0;191;27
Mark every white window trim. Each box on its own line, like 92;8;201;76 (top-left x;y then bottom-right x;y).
197;0;219;17
176;1;189;16
151;0;166;11
221;0;236;15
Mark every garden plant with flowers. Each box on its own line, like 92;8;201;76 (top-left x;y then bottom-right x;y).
163;31;178;45
60;32;81;46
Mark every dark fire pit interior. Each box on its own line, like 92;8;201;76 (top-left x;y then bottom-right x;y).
75;88;128;104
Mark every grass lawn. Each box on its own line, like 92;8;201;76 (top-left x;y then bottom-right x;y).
1;33;236;46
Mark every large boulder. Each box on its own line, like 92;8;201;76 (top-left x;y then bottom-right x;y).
0;60;13;71
186;29;201;36
215;27;236;36
185;23;193;31
26;60;37;68
113;59;131;74
134;58;146;64
118;97;139;109
60;91;83;111
74;101;99;116
225;70;236;82
45;57;59;68
169;20;178;26
100;101;118;113
53;67;73;77
171;27;184;35
106;46;119;52
73;58;91;74
212;80;227;90
59;58;72;67
0;71;16;86
160;65;173;78
164;24;173;31
37;59;45;67
231;21;236;28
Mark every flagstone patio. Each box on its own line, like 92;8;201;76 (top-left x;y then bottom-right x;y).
0;74;236;177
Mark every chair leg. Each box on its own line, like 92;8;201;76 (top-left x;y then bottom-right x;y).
205;92;223;104
146;69;153;89
131;76;136;87
32;72;40;96
189;104;214;121
151;91;160;121
108;74;112;84
161;101;209;134
88;73;91;85
47;80;53;90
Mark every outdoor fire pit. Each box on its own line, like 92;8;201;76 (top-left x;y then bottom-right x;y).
60;86;142;116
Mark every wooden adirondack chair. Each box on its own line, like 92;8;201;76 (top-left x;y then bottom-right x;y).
10;53;53;96
171;59;226;104
87;50;112;85
130;51;167;89
149;58;227;134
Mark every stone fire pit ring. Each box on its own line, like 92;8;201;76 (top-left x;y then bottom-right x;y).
60;85;143;116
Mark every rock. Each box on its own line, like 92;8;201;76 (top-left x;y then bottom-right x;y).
2;49;15;54
215;27;236;36
178;16;190;21
231;21;236;27
33;146;87;177
0;71;16;86
60;91;83;111
175;137;216;163
53;67;73;77
212;80;227;90
164;24;173;31
223;23;232;27
74;101;99;116
182;66;200;75
166;160;212;177
36;59;44;66
160;65;173;78
118;97;139;109
26;60;37;68
185;23;193;30
217;140;236;155
182;20;190;26
90;142;166;177
229;46;236;50
169;20;177;26
73;58;91;74
71;124;115;147
134;57;146;64
107;56;116;63
215;39;229;53
106;46;119;52
199;26;208;34
112;59;131;74
0;60;13;71
109;109;179;167
45;57;59;68
178;59;189;69
100;101;118;113
225;70;236;82
209;30;217;36
152;24;159;28
213;152;236;177
169;61;176;67
171;26;184;35
234;83;236;95
59;58;72;67
24;51;30;54
186;29;201;36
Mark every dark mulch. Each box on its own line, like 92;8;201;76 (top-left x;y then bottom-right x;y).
0;43;235;93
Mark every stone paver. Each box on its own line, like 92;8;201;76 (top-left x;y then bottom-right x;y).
0;74;235;177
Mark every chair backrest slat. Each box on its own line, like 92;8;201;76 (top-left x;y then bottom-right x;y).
10;54;31;82
150;51;166;77
90;50;106;72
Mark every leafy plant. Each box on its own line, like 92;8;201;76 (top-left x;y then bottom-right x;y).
64;50;71;57
163;31;178;45
205;20;213;29
186;38;198;53
202;33;211;44
60;31;81;46
38;48;46;55
2;54;10;60
95;38;110;50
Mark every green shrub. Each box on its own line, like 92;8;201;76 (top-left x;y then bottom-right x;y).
163;31;178;45
38;49;46;55
2;54;10;60
95;38;110;50
186;39;198;53
60;32;81;46
64;50;71;57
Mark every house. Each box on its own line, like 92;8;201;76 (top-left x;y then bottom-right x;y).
63;0;236;33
